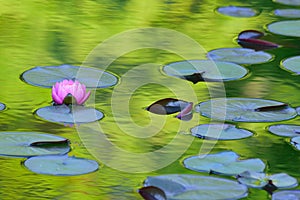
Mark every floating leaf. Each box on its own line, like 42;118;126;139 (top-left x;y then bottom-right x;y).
291;136;300;150
191;124;253;140
183;151;265;176
281;56;300;74
238;38;279;51
267;20;300;37
163;60;248;82
144;174;248;199
207;48;273;64
238;30;264;39
216;6;259;17
0;132;70;157
195;98;297;122
0;103;5;111
272;190;300;200
268;124;300;137
146;98;189;115
24;155;99;176
273;0;300;6
36;105;104;125
274;9;300;18
21;64;118;88
138;186;167;200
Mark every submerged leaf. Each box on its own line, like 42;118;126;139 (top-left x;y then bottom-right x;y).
144;174;248;199
238;38;279;51
138;186;167;200
217;6;259;17
146;98;188;115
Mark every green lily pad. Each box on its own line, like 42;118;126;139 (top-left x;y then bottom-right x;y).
0;132;70;157
238;171;298;189
144;174;248;199
0;103;5;111
272;190;300;200
36;105;104;125
21;65;118;88
195;98;297;122
281;56;300;74
217;6;259;17
273;0;300;6
191;124;253;140
207;48;273;64
268;124;300;137
163;60;248;82
291;136;300;150
24;155;99;176
183;151;265;176
274;9;300;18
267;20;300;37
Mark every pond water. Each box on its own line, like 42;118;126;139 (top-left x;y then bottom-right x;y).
1;0;300;199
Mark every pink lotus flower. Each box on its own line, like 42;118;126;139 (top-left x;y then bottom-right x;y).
52;80;91;105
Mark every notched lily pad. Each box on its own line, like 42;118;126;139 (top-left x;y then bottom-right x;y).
24;155;99;176
281;56;300;74
138;186;167;200
183;151;265;176
163;60;248;82
267;20;300;37
21;64;118;88
0;132;70;157
191;123;253;140
0;103;5;111
238;171;298;190
268;124;300;137
216;6;259;17
274;9;300;18
272;190;300;200
273;0;300;6
35;105;104;125
144;174;248;200
207;48;273;64
195;98;297;122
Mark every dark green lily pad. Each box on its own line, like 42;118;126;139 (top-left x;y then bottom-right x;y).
207;48;273;64
281;56;300;74
36;105;104;125
217;6;259;17
21;65;118;88
268;124;300;137
195;98;297;122
238;171;298;189
273;0;300;6
144;174;248;199
183;151;265;176
274;9;300;18
272;190;300;200
267;20;300;37
191;124;253;140
24;155;99;176
0;132;70;157
0;103;5;111
291;136;300;150
163;60;248;82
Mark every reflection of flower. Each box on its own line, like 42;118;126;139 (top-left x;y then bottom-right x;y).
52;80;91;105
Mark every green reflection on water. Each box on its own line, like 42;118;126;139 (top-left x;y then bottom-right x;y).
1;0;300;199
